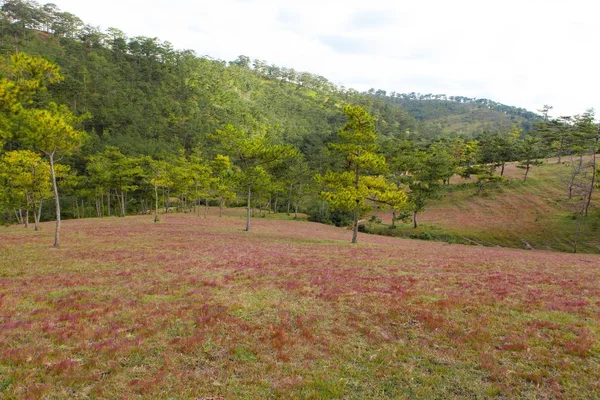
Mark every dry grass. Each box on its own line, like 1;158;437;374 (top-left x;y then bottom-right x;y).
1;212;599;398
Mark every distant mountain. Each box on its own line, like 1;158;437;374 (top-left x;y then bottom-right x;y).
365;91;542;139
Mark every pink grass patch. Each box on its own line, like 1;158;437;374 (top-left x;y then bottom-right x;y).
0;214;599;398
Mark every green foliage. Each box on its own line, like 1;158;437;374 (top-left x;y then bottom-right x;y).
88;146;142;191
20;102;88;156
209;124;297;229
0;1;598;254
210;124;297;192
475;174;507;195
0;50;88;244
374;92;542;138
210;154;237;205
0;52;63;148
477;126;521;175
387;142;454;228
319;105;407;241
517;130;546;181
306;198;354;227
445;138;480;179
0;149;51;212
87;146;145;215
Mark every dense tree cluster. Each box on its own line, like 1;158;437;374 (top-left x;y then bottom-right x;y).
0;0;598;247
384;92;539;121
368;91;542;139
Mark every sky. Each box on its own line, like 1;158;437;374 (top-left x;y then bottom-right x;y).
47;0;599;118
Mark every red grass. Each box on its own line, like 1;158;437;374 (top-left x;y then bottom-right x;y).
0;213;599;398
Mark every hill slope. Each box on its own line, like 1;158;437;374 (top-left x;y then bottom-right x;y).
0;0;542;156
0;7;417;160
373;158;600;253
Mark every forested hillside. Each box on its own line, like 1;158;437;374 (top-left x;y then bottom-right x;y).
0;0;416;159
1;0;598;252
368;91;542;140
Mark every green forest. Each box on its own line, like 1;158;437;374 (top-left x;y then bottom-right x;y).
1;0;599;251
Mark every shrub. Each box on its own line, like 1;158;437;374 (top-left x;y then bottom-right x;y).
306;200;353;227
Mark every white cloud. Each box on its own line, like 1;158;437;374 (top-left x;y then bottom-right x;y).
48;0;600;117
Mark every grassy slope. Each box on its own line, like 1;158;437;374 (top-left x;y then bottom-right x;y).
1;212;599;399
375;158;600;253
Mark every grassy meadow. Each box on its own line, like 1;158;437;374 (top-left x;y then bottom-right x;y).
1;211;599;399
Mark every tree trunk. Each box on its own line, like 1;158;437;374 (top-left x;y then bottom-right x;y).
204;198;208;219
13;32;19;55
154;183;159;223
34;200;42;231
500;163;505;177
107;191;111;217
558;138;564;163
585;152;596;217
24;209;29;228
245;185;251;231
100;191;104;217
523;161;530;182
48;152;61;248
219;197;223;217
574;205;585;253
352;205;359;244
352;161;360;244
166;188;170;213
119;189;126;217
273;198;278;214
294;183;302;219
195;184;199;217
392;210;396;228
413;211;418;229
568;156;583;199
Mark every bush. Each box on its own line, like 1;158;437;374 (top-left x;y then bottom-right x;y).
330;210;354;227
306;200;330;223
368;215;382;224
359;222;469;245
306;200;353;227
412;232;432;241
